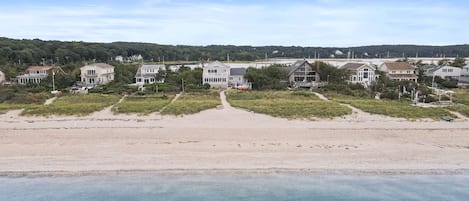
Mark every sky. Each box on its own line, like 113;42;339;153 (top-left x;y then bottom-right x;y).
0;0;468;46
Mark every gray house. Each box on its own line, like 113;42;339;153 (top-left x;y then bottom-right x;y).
458;64;469;87
286;60;321;88
229;68;247;87
134;64;165;86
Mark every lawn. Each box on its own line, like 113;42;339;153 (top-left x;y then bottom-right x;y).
22;94;122;116
322;92;453;120
226;90;352;119
161;91;221;115
112;94;175;115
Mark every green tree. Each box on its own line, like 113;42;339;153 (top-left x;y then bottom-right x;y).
451;57;466;67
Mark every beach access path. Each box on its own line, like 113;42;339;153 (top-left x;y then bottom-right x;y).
0;91;468;175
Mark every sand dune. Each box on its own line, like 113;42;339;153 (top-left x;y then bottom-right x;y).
0;91;468;175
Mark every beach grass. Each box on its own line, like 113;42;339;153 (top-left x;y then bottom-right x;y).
448;104;469;117
226;90;352;119
453;89;469;106
0;104;40;114
112;94;175;115
322;92;453;120
21;94;121;116
161;91;221;115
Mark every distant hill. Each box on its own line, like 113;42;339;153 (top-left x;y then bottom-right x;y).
0;37;468;67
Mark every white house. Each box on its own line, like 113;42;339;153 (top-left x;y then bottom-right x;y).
17;66;59;85
342;63;377;87
80;63;115;87
424;65;461;80
228;68;247;88
115;56;124;63
458;64;469;87
462;64;469;76
0;70;5;86
135;64;165;86
202;61;230;88
380;62;417;82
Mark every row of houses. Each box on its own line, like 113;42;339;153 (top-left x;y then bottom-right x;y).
2;60;468;89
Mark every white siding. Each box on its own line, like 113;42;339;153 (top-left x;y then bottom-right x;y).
202;61;230;88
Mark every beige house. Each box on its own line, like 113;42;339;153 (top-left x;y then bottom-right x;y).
286;60;320;88
0;70;5;86
380;62;417;82
202;61;230;88
17;66;59;85
80;63;115;87
342;63;378;87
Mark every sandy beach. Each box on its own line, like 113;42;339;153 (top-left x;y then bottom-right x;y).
1;92;469;176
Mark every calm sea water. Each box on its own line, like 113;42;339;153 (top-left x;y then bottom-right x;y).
1;173;468;201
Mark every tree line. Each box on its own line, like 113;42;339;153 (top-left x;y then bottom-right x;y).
1;37;468;72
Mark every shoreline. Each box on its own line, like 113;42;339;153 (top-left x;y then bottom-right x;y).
3;168;469;177
1;93;469;179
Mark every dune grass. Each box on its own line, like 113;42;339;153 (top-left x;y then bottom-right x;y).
448;104;469;117
322;92;453;120
0;104;40;114
112;94;175;115
161;91;221;115
226;90;352;119
453;89;469;106
22;94;121;116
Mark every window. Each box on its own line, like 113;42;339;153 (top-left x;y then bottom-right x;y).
87;69;96;75
442;69;448;72
448;69;453;72
363;69;369;79
391;71;396;74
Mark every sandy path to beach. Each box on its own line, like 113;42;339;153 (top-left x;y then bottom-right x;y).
0;91;468;175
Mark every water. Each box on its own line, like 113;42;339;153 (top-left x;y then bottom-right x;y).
1;173;468;201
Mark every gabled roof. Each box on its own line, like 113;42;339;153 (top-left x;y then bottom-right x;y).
342;63;375;72
382;62;414;70
342;63;365;71
27;66;56;71
81;63;114;69
135;64;165;77
286;60;315;76
205;61;230;69
387;74;418;78
425;65;443;74
230;68;246;76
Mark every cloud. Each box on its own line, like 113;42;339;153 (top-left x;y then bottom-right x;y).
0;0;467;46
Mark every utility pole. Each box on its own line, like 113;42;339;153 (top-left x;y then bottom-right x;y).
52;70;56;92
181;79;185;92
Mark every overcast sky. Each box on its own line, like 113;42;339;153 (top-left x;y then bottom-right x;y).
1;0;468;46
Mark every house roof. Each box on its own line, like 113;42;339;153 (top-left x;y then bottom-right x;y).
286;60;316;76
424;65;441;74
206;61;230;69
387;74;417;78
27;66;56;71
81;63;114;69
383;62;414;70
230;68;246;76
135;64;165;77
342;63;375;72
